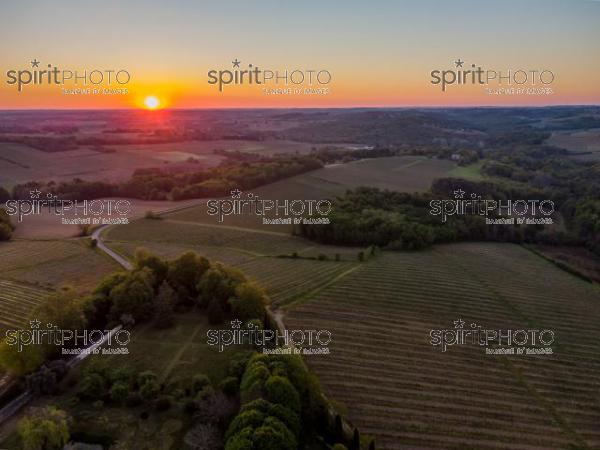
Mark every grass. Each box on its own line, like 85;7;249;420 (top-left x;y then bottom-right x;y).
448;160;485;180
285;242;600;450
0;313;241;450
98;313;237;385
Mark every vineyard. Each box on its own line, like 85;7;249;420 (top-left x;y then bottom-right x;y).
0;239;119;292
237;257;359;307
104;218;365;260
0;280;51;331
285;242;600;450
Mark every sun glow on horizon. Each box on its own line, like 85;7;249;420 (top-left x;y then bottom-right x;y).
143;95;161;110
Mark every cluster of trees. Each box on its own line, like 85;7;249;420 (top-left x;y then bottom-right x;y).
0;250;268;378
224;353;331;450
18;406;71;450
0;186;13;241
76;362;227;417
477;135;600;254
0;207;14;242
224;352;375;449
9;156;323;202
301;185;567;251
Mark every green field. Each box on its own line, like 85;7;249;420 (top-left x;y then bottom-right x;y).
285;243;600;450
448;161;485;180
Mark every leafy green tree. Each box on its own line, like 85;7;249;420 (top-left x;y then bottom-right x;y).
0;186;10;202
0;341;46;376
135;247;168;287
230;282;267;322
78;373;107;401
198;263;246;308
154;280;176;328
109;268;155;322
167;251;210;303
0;222;12;241
351;428;360;450
110;381;129;404
333;445;349;450
33;287;86;333
264;376;301;414
18;406;70;450
140;378;160;401
207;297;225;325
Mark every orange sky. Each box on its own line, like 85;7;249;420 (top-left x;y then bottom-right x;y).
1;0;599;109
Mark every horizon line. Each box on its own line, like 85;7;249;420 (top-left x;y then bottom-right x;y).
1;104;599;112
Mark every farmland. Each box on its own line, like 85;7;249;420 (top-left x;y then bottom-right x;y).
0;239;120;331
0;239;119;293
164;155;455;232
547;130;600;161
285;243;600;450
103;218;364;306
0;280;51;333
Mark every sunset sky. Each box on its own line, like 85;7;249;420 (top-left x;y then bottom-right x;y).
1;0;599;109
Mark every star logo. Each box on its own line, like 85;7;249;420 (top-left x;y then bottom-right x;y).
230;189;242;199
30;189;42;199
30;319;41;329
454;59;464;68
232;59;241;68
453;318;465;329
453;189;465;199
31;59;40;68
231;319;242;329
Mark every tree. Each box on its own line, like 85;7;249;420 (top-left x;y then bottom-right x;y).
333;445;349;450
110;381;129;404
207;297;225;325
351;428;360;450
154;281;176;328
198;263;246;309
334;414;344;441
33;287;86;333
0;186;10;202
135;247;168;287
0;341;46;376
18;406;70;450
0;222;12;241
229;282;267;323
264;376;301;414
78;373;107;401
140;378;160;401
167;251;210;303
108;268;155;322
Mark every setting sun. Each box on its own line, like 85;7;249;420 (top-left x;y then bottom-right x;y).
144;96;160;110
